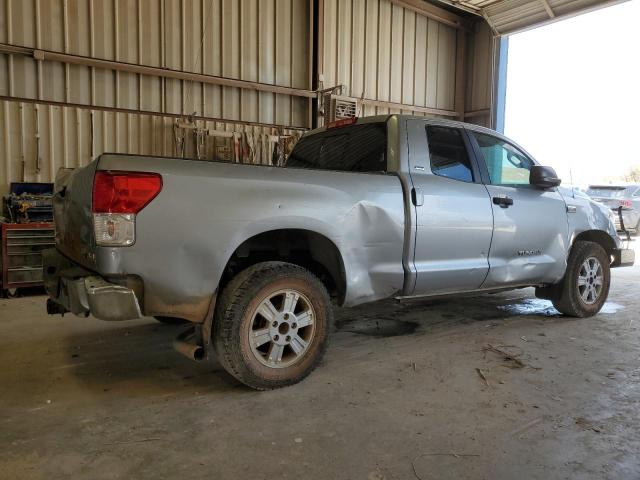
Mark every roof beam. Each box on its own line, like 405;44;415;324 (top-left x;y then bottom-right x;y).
390;0;468;29
0;43;316;99
429;0;482;15
360;97;459;117
481;10;501;35
493;0;626;35
539;0;556;18
0;95;308;130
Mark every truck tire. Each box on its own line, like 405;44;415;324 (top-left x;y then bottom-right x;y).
213;261;331;390
550;241;610;317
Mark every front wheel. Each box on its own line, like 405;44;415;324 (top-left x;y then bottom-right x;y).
213;262;331;390
550;241;611;317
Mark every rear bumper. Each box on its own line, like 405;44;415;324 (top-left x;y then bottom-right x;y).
611;248;635;268
43;249;143;321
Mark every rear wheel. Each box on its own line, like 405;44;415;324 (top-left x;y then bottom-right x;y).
213;261;331;390
548;241;610;317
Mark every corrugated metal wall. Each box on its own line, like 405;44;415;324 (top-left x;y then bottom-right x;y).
465;20;495;127
0;100;301;189
320;0;461;117
1;0;310;124
0;0;497;194
0;0;310;194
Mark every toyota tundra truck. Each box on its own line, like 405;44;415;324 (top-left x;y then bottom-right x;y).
44;115;634;389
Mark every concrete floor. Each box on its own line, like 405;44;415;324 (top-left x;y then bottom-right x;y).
1;242;639;480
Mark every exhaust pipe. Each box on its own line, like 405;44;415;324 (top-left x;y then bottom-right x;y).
173;326;205;361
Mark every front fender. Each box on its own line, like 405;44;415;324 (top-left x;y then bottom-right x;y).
562;191;621;250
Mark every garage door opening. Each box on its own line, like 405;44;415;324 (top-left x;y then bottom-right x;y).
503;0;640;187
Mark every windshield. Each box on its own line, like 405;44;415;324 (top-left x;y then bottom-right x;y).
286;123;387;173
587;187;632;198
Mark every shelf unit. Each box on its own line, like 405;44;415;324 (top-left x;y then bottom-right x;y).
1;222;55;293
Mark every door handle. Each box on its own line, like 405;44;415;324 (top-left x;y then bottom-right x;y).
492;195;513;208
411;187;424;206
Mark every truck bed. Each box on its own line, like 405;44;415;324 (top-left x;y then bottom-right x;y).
52;154;407;321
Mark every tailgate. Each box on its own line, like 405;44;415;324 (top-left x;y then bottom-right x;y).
53;160;99;269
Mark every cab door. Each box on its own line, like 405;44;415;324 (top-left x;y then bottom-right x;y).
407;120;494;296
467;130;569;287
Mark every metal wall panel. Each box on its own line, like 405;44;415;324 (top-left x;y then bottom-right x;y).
0;0;310;125
321;0;460;117
0;99;300;192
0;0;311;194
0;0;499;195
465;20;494;127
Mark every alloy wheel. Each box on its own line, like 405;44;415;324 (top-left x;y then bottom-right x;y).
248;289;316;368
577;257;604;305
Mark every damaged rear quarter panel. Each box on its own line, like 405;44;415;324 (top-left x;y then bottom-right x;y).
94;155;406;320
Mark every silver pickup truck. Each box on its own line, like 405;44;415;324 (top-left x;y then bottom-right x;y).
45;115;634;389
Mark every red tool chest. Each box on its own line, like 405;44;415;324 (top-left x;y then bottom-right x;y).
1;222;55;296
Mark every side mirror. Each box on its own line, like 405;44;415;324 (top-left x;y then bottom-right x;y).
530;165;561;189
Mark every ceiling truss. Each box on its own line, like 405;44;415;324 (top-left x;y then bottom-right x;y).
431;0;626;35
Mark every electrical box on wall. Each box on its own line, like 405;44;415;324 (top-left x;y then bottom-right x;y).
324;94;360;123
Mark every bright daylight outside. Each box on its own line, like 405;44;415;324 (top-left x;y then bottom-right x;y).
505;0;640;189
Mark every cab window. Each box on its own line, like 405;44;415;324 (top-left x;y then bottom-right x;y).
473;132;533;186
286;123;387;173
426;126;474;183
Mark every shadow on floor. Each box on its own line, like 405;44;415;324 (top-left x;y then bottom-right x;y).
61;320;240;397
333;290;566;338
58;290;571;396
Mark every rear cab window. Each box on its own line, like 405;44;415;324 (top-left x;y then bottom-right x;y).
425;126;475;182
286;123;387;173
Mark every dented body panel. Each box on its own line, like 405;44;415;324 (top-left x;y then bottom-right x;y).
45;115;632;323
51;152;406;321
559;187;621;247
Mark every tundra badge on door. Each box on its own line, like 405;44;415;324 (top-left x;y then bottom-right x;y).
518;249;542;256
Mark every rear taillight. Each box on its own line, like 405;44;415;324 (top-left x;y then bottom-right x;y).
620;199;633;209
92;171;162;246
93;171;162;213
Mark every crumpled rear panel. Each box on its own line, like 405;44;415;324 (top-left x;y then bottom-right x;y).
53;161;99;270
